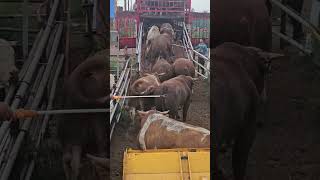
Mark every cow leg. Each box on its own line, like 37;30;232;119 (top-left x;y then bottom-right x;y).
139;100;145;111
93;118;107;156
169;107;179;120
232;120;256;180
257;82;268;127
182;98;191;122
70;145;82;180
63;150;72;180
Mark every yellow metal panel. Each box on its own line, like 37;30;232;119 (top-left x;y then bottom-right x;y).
123;148;210;180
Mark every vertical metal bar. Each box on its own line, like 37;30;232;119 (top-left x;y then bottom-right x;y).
22;0;29;59
64;0;70;78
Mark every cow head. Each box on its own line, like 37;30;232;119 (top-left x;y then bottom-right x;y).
65;55;108;108
245;46;284;75
130;74;160;96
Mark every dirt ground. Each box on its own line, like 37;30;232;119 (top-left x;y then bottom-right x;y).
110;79;210;180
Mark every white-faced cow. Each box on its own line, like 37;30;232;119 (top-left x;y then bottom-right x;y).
137;110;210;150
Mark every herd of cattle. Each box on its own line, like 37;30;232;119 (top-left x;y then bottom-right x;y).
128;22;210;149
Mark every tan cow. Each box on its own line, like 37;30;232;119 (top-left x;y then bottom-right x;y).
136;110;210;150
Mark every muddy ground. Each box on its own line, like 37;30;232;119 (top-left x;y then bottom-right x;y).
110;79;210;180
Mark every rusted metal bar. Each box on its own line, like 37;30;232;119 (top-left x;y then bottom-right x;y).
0;0;60;146
0;23;63;180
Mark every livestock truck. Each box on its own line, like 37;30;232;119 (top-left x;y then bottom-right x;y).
115;0;210;49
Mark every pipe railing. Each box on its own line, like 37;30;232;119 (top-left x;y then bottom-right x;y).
0;0;60;146
110;60;131;139
182;26;210;78
0;23;64;180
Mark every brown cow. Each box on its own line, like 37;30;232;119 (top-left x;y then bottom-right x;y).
212;0;272;51
172;42;186;59
136;110;210;150
145;34;173;69
153;75;195;122
173;58;196;78
58;55;108;180
151;57;174;82
211;42;283;180
130;73;161;111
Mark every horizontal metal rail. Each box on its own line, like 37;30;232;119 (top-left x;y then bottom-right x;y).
112;95;165;99
36;108;109;115
272;30;312;54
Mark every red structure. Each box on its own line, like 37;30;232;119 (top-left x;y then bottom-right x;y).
115;11;137;49
115;0;209;49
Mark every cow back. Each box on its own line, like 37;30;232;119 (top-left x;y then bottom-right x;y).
139;113;210;149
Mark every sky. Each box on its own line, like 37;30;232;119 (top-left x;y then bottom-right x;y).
116;0;210;12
